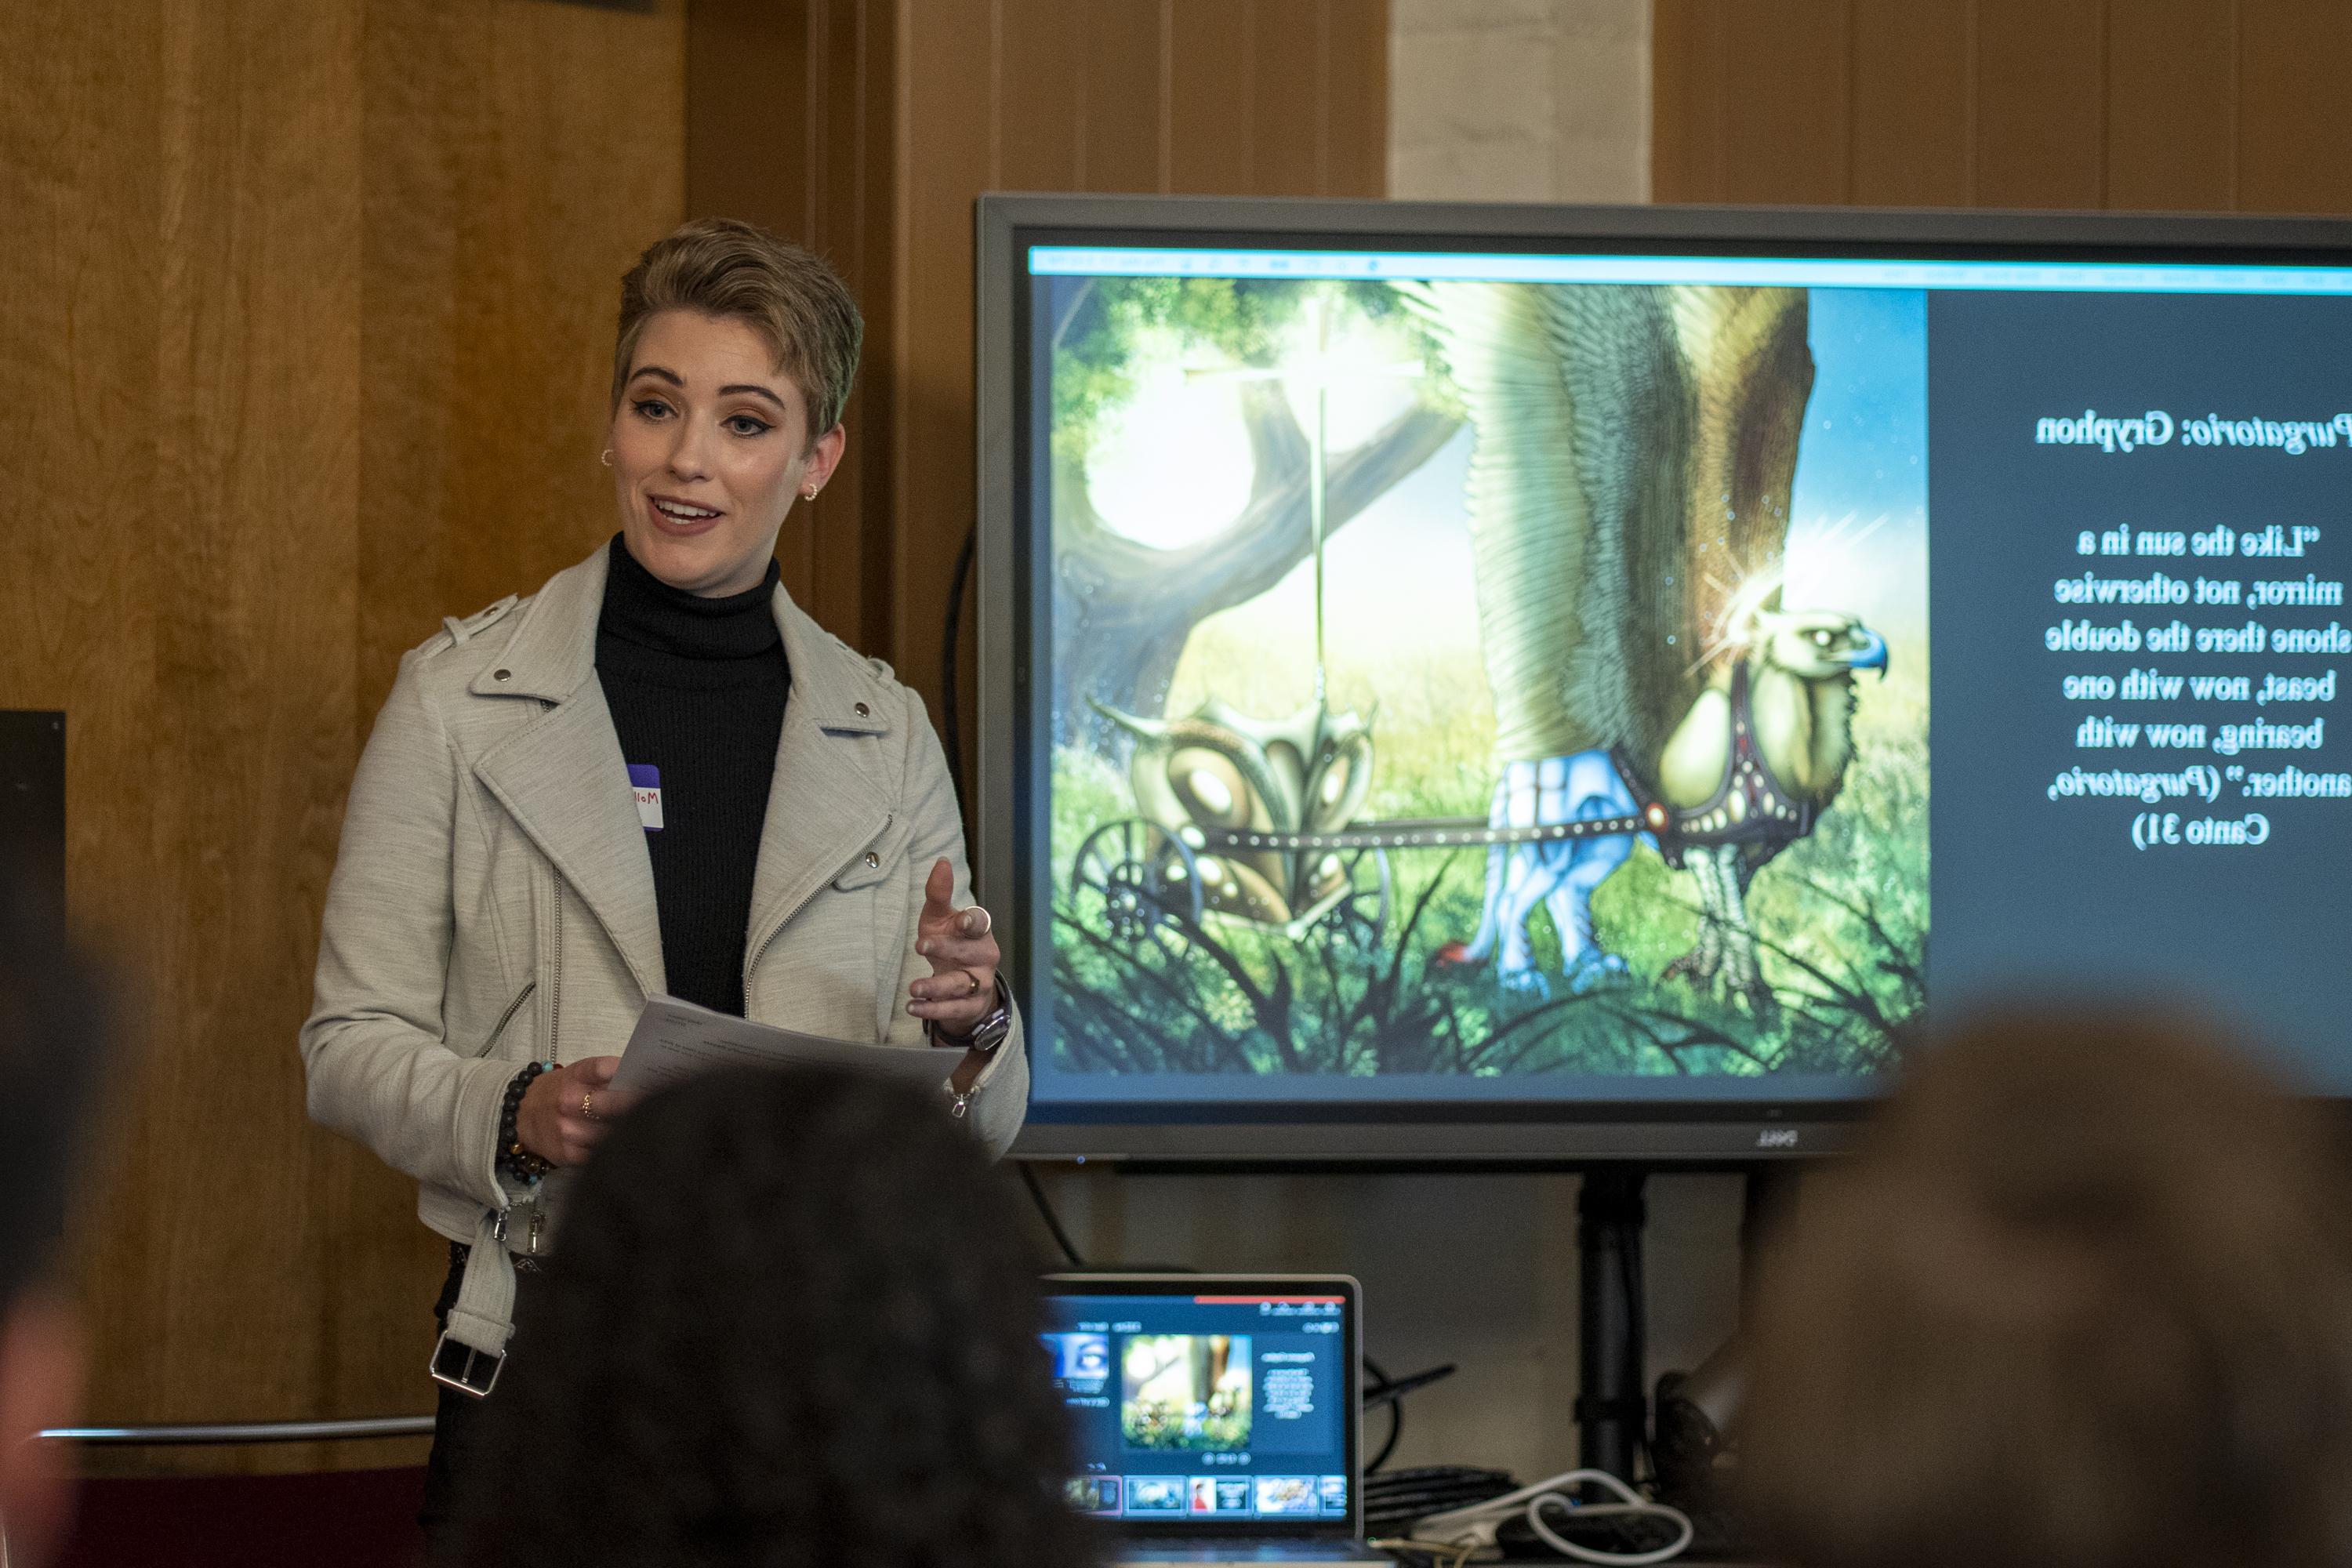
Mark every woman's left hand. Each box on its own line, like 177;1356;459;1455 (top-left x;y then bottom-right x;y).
909;858;1000;1037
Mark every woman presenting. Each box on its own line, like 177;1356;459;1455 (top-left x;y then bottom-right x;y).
298;219;1022;1535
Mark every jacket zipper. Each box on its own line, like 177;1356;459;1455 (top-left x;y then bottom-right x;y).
495;873;564;1250
484;981;535;1058
548;872;565;1065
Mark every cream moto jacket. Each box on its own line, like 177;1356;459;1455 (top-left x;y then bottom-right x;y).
299;543;1025;1371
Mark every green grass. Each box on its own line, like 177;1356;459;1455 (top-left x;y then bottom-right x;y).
1047;659;1928;1080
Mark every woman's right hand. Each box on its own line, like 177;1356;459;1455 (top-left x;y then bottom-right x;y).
517;1056;638;1166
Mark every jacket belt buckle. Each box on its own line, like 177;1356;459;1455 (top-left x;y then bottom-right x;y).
428;1331;504;1399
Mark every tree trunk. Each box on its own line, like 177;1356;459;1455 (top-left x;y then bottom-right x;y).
1051;383;1463;755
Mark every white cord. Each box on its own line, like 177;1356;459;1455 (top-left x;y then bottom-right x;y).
1409;1468;1694;1566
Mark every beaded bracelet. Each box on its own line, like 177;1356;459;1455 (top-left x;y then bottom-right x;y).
498;1060;556;1185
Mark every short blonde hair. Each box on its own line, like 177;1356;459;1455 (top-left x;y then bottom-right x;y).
611;218;863;445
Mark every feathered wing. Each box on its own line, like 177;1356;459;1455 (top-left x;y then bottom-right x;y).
1545;283;1700;770
1403;281;1813;774
1402;280;1602;763
1667;286;1814;671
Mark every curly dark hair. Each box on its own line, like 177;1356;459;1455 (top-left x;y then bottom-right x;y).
448;1065;1097;1568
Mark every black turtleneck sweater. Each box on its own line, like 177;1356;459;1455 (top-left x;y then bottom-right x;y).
596;535;789;1018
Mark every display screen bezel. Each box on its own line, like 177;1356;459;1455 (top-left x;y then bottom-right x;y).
1042;1272;1364;1539
975;194;2352;1164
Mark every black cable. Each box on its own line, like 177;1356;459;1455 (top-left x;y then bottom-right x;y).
1021;1162;1088;1269
1364;1354;1404;1474
1370;1396;1405;1474
940;524;978;807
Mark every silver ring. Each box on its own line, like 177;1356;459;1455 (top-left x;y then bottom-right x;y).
963;906;993;937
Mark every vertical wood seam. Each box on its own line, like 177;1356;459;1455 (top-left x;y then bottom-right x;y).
988;0;1003;187
1315;0;1331;195
1708;5;1726;201
1242;0;1256;191
1157;0;1173;191
806;3;825;241
2227;0;2241;210
889;0;913;661
1842;0;1857;203
2096;0;2111;206
1964;0;1979;205
1073;0;1088;190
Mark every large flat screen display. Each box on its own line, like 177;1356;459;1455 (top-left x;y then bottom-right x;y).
975;196;2352;1160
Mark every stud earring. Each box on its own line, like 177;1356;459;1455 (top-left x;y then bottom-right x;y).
600;449;613;467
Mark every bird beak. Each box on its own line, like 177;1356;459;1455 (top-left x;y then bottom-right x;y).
1847;627;1889;676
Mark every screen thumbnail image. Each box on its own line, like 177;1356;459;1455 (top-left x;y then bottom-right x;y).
1067;1476;1122;1515
1044;1330;1112;1393
1126;1476;1187;1514
1044;271;1927;1084
1121;1334;1254;1451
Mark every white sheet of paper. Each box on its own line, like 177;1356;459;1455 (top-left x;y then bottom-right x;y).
610;993;958;1095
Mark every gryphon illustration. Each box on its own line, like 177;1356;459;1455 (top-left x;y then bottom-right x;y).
1403;281;1886;1004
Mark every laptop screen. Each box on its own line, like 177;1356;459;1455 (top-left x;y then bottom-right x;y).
1043;1276;1360;1533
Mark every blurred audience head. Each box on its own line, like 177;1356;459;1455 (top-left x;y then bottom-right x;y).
452;1064;1094;1568
1744;1004;2352;1568
0;849;107;1566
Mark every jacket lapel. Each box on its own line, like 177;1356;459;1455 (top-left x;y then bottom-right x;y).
459;542;898;1002
474;679;667;998
467;547;668;998
743;597;895;974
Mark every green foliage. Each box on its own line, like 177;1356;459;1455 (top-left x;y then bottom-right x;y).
1049;276;1450;461
1122;1400;1251;1452
1044;667;1927;1080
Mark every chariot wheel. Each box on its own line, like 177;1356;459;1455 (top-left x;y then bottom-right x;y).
1070;818;1203;957
1316;846;1392;949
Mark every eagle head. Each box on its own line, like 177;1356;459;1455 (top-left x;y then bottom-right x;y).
1747;597;1886;803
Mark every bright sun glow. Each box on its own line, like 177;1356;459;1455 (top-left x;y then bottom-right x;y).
1085;309;1426;553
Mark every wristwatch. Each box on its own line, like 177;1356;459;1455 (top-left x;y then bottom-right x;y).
930;975;1013;1055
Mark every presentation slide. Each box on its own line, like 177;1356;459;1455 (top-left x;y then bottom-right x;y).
1933;288;2352;1065
1019;244;2352;1108
1044;1294;1349;1523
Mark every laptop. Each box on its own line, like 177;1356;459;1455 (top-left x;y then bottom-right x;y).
1044;1273;1389;1566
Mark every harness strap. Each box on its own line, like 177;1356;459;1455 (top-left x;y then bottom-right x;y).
429;1209;521;1397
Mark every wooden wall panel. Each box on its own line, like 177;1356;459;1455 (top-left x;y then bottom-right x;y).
1083;2;1165;194
2238;0;2352;216
3;0;683;1478
1;0;169;1460
1323;0;1389;201
1000;0;1085;191
1251;2;1326;196
1650;0;1725;203
1170;1;1261;196
2107;0;2237;212
1973;0;2107;208
1657;0;2352;217
1849;5;1973;205
1718;2;1851;205
117;0;368;1472
892;0;1000;723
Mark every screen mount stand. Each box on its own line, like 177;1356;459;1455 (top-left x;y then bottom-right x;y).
1575;1169;1648;1480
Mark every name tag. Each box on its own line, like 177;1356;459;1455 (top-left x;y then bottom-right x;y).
627;764;663;831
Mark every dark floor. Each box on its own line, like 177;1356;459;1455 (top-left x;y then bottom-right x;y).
53;1466;427;1568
